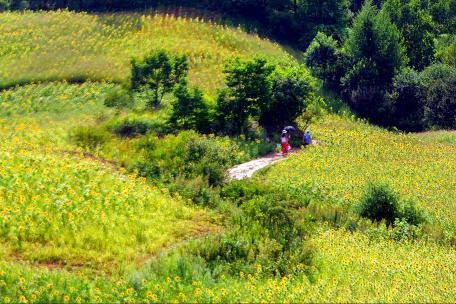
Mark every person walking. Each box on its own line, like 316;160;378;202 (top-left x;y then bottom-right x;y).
281;130;290;155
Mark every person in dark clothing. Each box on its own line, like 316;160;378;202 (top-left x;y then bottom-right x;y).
303;130;312;146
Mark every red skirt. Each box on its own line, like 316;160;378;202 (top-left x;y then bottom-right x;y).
281;142;289;154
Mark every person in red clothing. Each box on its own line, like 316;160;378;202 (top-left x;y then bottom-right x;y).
281;130;290;155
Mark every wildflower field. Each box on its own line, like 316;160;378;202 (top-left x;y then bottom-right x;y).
0;11;292;92
0;9;455;304
265;115;456;229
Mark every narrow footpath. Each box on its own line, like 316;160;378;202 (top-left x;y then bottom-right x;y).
226;152;286;181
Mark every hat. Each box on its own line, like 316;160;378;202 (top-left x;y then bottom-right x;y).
282;130;288;134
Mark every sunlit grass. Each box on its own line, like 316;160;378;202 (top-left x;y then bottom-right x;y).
0;10;293;93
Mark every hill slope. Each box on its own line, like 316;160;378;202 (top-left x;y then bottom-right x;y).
0;11;293;91
1;10;455;303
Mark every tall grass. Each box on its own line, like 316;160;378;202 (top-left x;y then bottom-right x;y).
0;11;294;92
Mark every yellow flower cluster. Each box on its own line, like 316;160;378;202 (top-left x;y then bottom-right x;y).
267;115;456;228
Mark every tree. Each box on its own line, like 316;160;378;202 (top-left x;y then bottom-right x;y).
259;66;314;131
301;0;351;45
386;68;425;131
169;85;211;133
440;38;456;67
428;0;456;34
131;49;188;109
0;0;10;11
342;0;408;123
420;64;456;129
304;32;345;89
382;0;436;70
216;57;275;135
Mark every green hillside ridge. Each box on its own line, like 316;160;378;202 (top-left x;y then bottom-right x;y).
0;10;293;91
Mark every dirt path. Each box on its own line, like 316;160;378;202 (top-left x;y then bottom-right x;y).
227;141;319;181
227;152;285;181
227;147;306;181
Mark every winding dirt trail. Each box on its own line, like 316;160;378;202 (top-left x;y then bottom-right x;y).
227;141;319;181
227;152;286;181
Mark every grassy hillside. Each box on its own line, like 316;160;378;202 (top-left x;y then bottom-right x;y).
1;9;455;304
264;115;456;229
0;83;213;275
0;11;293;92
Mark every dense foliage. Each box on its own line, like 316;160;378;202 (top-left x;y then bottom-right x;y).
305;0;456;131
131;50;188;108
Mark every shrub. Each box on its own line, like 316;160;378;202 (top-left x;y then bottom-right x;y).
440;38;456;67
184;136;243;186
399;199;427;226
112;118;151;137
169;85;211;133
131;49;188;109
104;87;132;108
168;175;220;208
0;0;10;11
357;182;401;225
221;180;270;205
69;126;111;149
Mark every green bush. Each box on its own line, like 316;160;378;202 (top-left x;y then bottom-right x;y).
386;68;425;131
358;182;427;226
259;65;314;132
168;175;220;208
169;85;211;133
112;119;151;137
69;126;111;149
400;199;427;226
216;56;274;135
104;87;132;108
221;180;270;205
357;182;401;225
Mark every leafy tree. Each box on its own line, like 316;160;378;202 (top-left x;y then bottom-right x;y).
382;0;436;70
440;38;456;67
131;49;188;109
304;32;345;89
169;85;211;133
216;57;274;135
259;65;314;131
427;0;456;34
350;0;384;12
386;68;425;131
297;0;351;46
0;0;10;11
342;0;407;123
420;64;456;129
